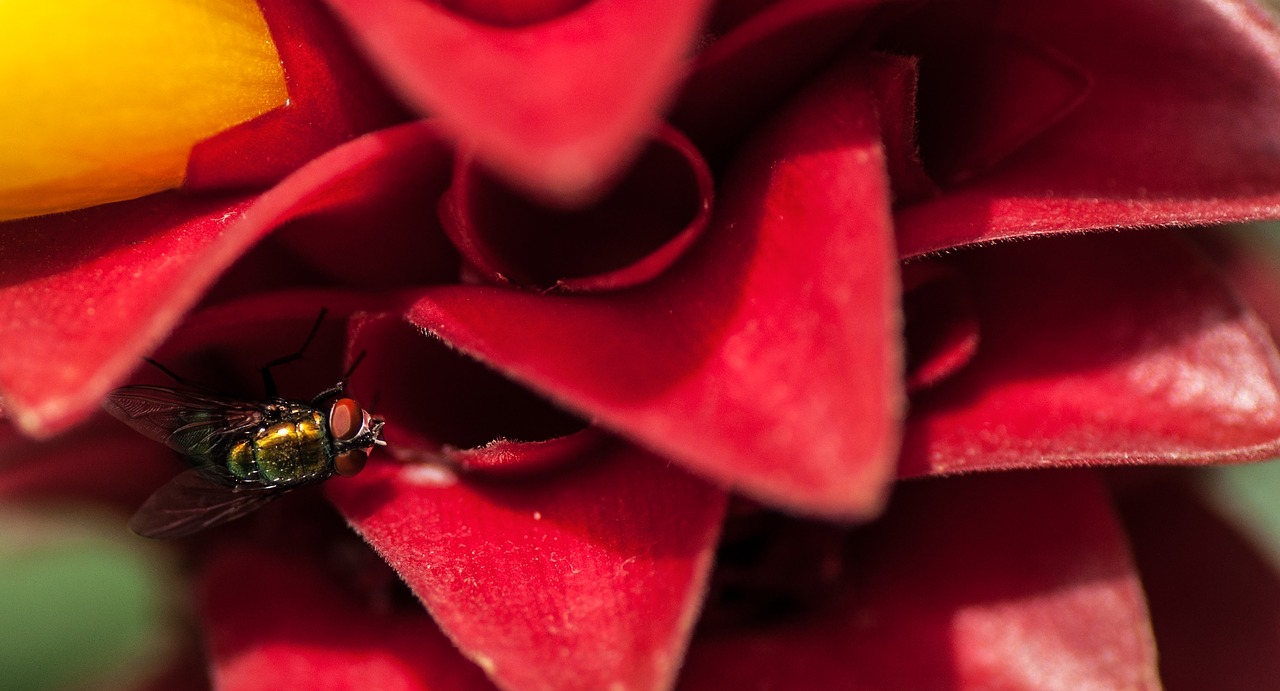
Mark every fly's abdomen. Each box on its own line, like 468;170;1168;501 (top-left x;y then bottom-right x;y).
227;411;331;484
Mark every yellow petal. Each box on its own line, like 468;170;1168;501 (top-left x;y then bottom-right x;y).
0;0;288;221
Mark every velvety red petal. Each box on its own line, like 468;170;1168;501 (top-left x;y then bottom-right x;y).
185;0;412;190
327;444;727;691
202;545;495;691
900;232;1280;477
405;58;903;518
672;0;894;157
0;193;254;437
0;122;445;437
1116;475;1280;690
440;125;713;292
679;471;1159;690
894;0;1280;257
321;0;713;204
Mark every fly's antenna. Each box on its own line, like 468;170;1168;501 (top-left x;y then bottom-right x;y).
260;308;328;399
341;349;368;388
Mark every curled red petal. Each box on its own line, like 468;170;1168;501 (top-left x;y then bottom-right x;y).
434;0;588;26
1116;475;1280;690
679;471;1159;690
440;124;713;292
322;0;714;204
895;0;1280;257
900;258;978;392
327;443;727;691
0;122;445;437
185;0;412;190
900;232;1280;477
407;57;903;518
202;545;495;691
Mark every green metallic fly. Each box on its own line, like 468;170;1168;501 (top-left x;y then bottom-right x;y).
103;311;385;538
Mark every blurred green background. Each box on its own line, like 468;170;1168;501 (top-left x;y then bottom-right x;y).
0;508;174;691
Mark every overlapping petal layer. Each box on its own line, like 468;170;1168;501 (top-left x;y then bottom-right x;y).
440;125;713;292
678;471;1158;689
203;545;495;691
408;58;902;518
321;0;713;203
0;122;448;436
900;232;1280;476
894;0;1280;256
186;0;412;190
328;445;726;691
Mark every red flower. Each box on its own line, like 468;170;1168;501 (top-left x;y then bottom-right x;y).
6;0;1280;688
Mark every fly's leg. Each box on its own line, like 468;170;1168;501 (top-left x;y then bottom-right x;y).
143;357;199;388
261;308;328;399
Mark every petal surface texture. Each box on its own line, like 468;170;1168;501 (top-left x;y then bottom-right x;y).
328;446;727;691
895;0;1280;256
901;232;1280;476
679;471;1160;690
0;123;447;436
409;59;903;518
203;545;497;691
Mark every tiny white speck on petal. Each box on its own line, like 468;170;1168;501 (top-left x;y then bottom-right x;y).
399;464;457;487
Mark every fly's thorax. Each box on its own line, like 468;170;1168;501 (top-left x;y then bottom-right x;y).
229;409;332;485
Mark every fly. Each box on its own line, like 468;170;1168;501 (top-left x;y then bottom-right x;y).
103;310;385;539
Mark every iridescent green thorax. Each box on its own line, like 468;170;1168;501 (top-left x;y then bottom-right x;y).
225;408;331;484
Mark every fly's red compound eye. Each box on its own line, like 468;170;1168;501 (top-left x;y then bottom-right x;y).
329;398;364;441
334;449;368;477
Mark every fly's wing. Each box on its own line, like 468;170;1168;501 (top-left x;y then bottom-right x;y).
103;385;266;462
129;467;285;539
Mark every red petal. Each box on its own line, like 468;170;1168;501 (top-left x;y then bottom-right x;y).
1117;475;1280;690
680;471;1159;690
202;545;495;691
327;444;727;691
0;123;444;437
895;0;1280;257
672;0;892;156
343;312;588;464
0;193;254;437
900;232;1280;477
882;17;1092;186
321;0;714;204
434;0;589;26
440;124;713;292
0;417;173;508
185;0;412;190
406;58;903;517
